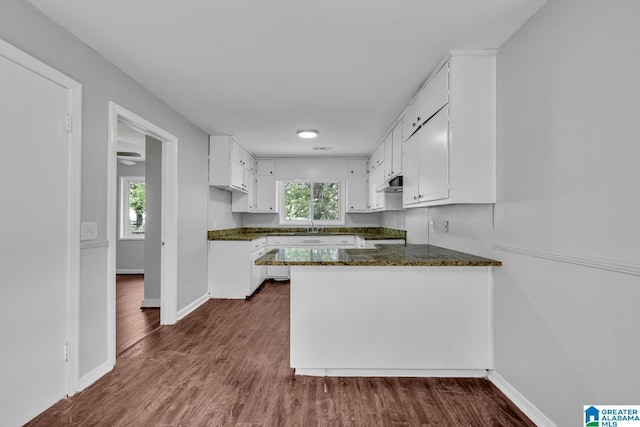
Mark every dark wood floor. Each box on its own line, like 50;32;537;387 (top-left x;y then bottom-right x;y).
28;281;534;426
115;274;160;355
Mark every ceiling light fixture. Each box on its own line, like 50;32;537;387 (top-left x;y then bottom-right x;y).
296;129;319;139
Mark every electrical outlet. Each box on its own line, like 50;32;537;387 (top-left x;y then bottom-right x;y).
443;220;449;233
429;221;435;233
80;222;97;241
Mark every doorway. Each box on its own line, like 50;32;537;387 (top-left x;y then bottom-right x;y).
114;121;161;354
107;102;178;367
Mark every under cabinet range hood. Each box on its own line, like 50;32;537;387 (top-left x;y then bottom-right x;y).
376;175;403;193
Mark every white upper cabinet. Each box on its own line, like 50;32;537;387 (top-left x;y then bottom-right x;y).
402;50;497;208
256;158;275;175
255;174;277;212
369;143;385;171
255;159;277;212
347;158;367;175
391;123;402;180
383;123;403;181
402;62;449;143
346;159;367;212
210;135;252;193
403;106;449;206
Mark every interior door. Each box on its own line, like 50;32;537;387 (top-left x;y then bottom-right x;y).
0;53;71;425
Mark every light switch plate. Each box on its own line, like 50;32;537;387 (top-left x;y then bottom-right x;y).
80;222;98;241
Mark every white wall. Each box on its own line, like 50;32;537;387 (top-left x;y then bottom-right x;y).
0;0;210;383
116;161;145;272
491;1;640;425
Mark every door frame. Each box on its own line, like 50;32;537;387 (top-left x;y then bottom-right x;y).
106;102;178;366
0;38;82;396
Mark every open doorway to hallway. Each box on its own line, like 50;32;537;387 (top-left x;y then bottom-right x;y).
115;120;161;354
107;101;179;368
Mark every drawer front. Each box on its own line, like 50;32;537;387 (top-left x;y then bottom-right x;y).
251;237;266;251
289;236;334;246
333;236;356;246
267;236;290;246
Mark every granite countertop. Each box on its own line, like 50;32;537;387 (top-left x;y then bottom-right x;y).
255;244;502;267
207;227;406;241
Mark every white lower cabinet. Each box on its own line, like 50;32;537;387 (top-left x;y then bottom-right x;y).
208;237;267;298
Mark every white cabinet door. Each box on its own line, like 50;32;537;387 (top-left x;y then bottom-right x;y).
369;143;385;171
417;62;449;124
257;158;275;175
346;174;367;212
347;159;367;175
384;133;393;180
402;100;419;142
251;247;267;292
231;139;243;164
256;174;277;212
370;165;386;209
419;106;449;202
391;124;402;180
230;161;245;191
402;131;420;206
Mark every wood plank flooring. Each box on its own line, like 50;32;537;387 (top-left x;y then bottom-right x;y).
116;274;160;355
28;281;534;426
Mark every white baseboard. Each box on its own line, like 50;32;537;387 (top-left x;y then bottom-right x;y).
116;269;144;274
487;371;556;427
141;298;160;308
295;368;488;378
76;360;113;392
177;293;209;321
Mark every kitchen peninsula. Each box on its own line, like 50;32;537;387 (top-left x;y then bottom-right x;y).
255;243;501;377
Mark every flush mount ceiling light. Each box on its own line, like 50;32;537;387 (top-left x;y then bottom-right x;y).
296;129;319;139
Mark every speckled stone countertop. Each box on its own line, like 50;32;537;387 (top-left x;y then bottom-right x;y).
255;244;502;267
207;227;406;241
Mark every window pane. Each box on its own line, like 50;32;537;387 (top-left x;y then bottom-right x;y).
312;182;339;221
284;182;310;221
129;182;145;234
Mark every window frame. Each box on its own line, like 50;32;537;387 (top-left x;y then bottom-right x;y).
119;176;146;240
279;180;345;226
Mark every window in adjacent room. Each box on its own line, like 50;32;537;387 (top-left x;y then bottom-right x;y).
119;176;145;239
280;181;344;225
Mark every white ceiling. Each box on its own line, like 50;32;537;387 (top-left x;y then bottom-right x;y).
26;0;546;157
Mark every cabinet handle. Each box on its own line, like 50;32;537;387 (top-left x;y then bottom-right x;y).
417;116;421;121
413;195;418;200
412;122;416;127
269;207;273;210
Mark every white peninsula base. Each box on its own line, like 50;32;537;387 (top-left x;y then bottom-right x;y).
290;265;493;377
